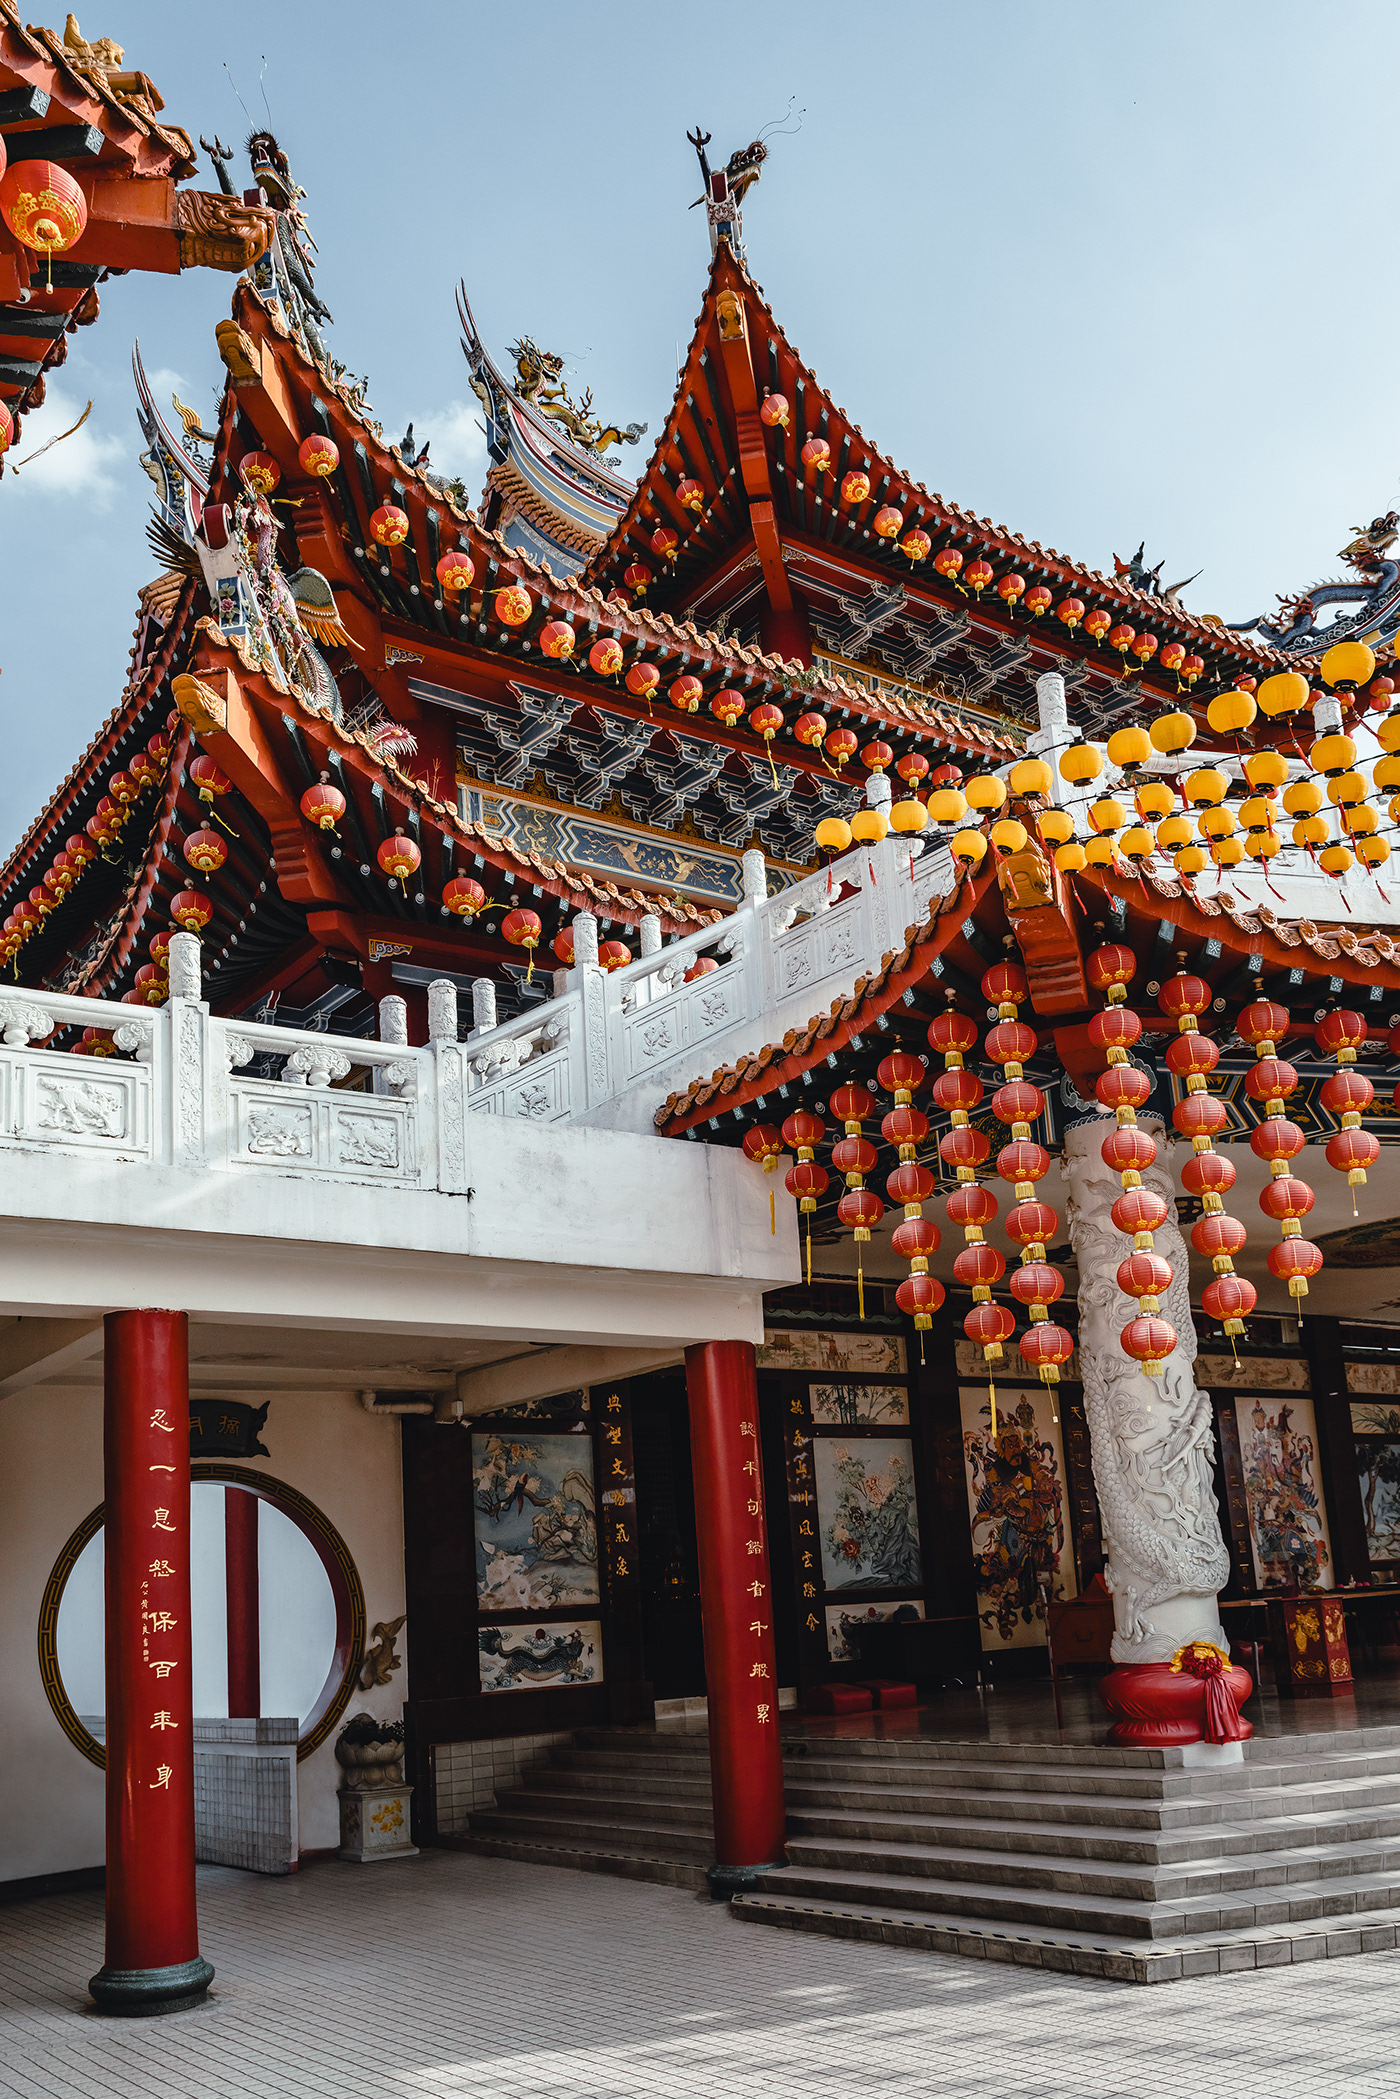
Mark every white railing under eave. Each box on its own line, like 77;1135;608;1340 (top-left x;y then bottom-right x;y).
461;836;957;1130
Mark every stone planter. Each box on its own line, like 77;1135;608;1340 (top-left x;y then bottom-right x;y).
335;1735;404;1789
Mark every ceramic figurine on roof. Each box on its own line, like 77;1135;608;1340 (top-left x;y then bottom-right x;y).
1111;543;1201;608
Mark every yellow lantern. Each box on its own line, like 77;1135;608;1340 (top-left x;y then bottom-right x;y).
928;787;968;825
1206;690;1258;735
1373;753;1400;792
1310;733;1357;778
1327;770;1368;809
1282;778;1323;818
951;828;988;868
1211;835;1245;868
1106;725;1152;773
1238;797;1278;833
1358;835;1391;868
1319;842;1354;877
1344;801;1379;836
1257;670;1309;717
815;817;852;854
1119;825;1155;864
1174;844;1208;876
1292;814;1329;850
1244;829;1283;861
1242;748;1288;790
1008;757;1053;797
990;818;1028;853
965;773;1007;813
1134;779;1174;820
1054;840;1087;872
851;807;890;843
1038;808;1075;846
1198;804;1238;840
1321;640;1376;693
888;798;929;834
1084;834;1117;867
1184;766;1228;807
1150;710;1196;756
1059;740;1103;786
1156;813;1193;851
1390;793;1400;825
1089;797;1125;833
1379;713;1400;754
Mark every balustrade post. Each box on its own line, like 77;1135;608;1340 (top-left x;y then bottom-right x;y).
639;913;662;955
429;980;469;1193
378;994;408;1045
427;979;458;1043
470;979;497;1037
572;911;610;1107
741;849;768;905
165;932;208;1167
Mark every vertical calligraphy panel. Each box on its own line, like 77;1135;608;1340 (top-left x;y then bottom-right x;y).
595;1387;650;1722
90;1310;213;2015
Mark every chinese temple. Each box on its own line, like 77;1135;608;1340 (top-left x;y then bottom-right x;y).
9;77;1400;2007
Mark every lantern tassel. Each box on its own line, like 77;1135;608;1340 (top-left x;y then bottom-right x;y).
988;1381;998;1437
857;1255;865;1322
806;1216;812;1288
770;1186;775;1235
766;742;778;792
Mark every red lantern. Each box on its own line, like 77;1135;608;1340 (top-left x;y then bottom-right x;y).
1237;1000;1289;1054
947;1183;999;1239
1191;1214;1247;1269
299;433;340;479
370;503;410;548
887;1162;937;1213
598;939;632;972
1268;1238;1324;1298
241;451;280;497
837;1187;884;1239
1244;1057;1299;1110
841;468;870;505
1250;1117;1305;1170
183;827;227;874
669;674;702;714
1087;942;1136;1005
1020;1322;1074;1385
940;1126;990;1180
623;563;652;598
997;1140;1050;1195
800;436;831;474
1097;1065;1152;1120
892;1215;941;1265
1010;1262;1064;1313
676;478;704;512
587;638;623;679
1316;1009;1367;1065
171;890;213;932
1083;609;1111;641
710;689;745;728
965;559;993;597
873;506;904;540
831;1083;875;1131
991;1080;1044;1129
982;960;1029;1014
998;572;1027;612
876;1051;925;1102
1164;1033;1219;1089
109;770;139;806
901;529;931;566
1101;1124;1157;1185
861;740;894;775
760;394;790;430
66;835;96;866
1112;1187;1169;1243
750;702;783;745
1259;1176;1315;1227
1131;632;1159;667
1117;1250;1172;1306
1173;1093;1228;1146
1180;1150;1236;1211
882;1106;929;1161
502;907;543;981
896;1272;945;1332
651;526;680;564
1088;1006;1142;1065
954;1242;1005;1296
1327;1126;1380;1193
188;755;231;805
964;1300;1014;1365
494;584;532;627
625;662;660;704
785;1159;829;1211
832;1135;878;1187
1121;1314;1176;1375
1158;972;1211;1031
1057;597;1085;632
684;957;718;983
896;752;930;790
0;159;87;258
539;620;576;661
1007;1199;1059;1253
443;876;487;918
781;1110;825;1158
1202;1273;1256;1336
133;964;166;1006
552;928;575;966
742;1125;785;1229
928;1010;978;1064
930;549;961;585
985;1021;1036;1075
1321;1070;1374;1125
794;712;827;748
825;727;859;769
377;831;421;882
1025;585;1052;617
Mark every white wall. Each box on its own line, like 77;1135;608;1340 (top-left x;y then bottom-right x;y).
0;1381;408;1882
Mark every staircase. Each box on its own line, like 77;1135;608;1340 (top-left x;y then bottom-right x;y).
456;1722;1400;1979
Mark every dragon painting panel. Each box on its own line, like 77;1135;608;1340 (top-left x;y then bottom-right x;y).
478;1619;603;1694
960;1386;1076;1650
472;1433;599;1612
1352;1404;1400;1565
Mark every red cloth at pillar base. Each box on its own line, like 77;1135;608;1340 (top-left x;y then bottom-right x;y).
1099;1658;1253;1747
854;1679;918;1710
805;1683;874;1715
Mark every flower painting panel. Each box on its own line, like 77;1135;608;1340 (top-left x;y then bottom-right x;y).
472;1433;598;1611
1234;1395;1334;1591
478;1619;603;1693
826;1599;925;1664
759;1328;906;1375
959;1386;1076;1650
813;1436;921;1592
809;1382;910;1427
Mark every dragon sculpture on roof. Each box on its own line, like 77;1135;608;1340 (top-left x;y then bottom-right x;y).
1228;510;1400;654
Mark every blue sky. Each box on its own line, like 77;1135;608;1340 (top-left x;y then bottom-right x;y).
2;0;1396;855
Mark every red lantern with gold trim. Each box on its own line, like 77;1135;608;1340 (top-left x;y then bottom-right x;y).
760;393;790;430
800;436;831;475
676;478;704;512
794;712;827;748
502;906;543;981
0;159;88;262
1007;1199;1058;1255
873;505;904;540
377;830;421;883
651;526;680;564
1087;943;1136;1005
1020;1322;1074;1385
625;662;660;704
896;1272;945;1335
170;890;213;933
241;451;280;497
183;827;226;875
964;1299;1014;1366
539;620;576;661
710;689;745;728
494;584;532;627
939;1125;989;1181
928;1009;978;1065
188;755;231;806
1268;1238;1324;1298
299;433;340;479
370;503;410;548
887;1162;937;1214
623;563;652;598
1203;1274;1256;1336
1181;1150;1236;1212
588;638;623;679
841;468;870;505
1121;1314;1176;1376
1316;1009;1367;1065
933;1067;983;1123
669;674;702;714
954;1242;1005;1297
444;876;487;919
825;727;858;769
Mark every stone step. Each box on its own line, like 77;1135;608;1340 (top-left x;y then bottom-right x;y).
729;1889;1400;1983
448;1832;710;1893
573;1728;714;1758
781;1764;1400;1826
756;1856;1400;1940
491;1786;714;1833
552;1746;715;1781
785;1799;1400;1867
468;1805;715;1863
540;1761;716;1804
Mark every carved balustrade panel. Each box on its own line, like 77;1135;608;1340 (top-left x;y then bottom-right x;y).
0;1045;153;1156
226;1075;421;1183
465;1041;572;1121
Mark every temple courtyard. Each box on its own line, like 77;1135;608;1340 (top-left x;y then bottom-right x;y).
3;1852;1399;2099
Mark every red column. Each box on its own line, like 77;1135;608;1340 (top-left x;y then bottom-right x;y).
685;1340;786;1887
89;1311;214;2016
225;1487;261;1719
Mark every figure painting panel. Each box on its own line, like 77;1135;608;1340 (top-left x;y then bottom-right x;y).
478;1619;603;1693
959;1386;1076;1650
1234;1395;1334;1590
813;1437;921;1592
759;1328;906;1375
472;1433;598;1611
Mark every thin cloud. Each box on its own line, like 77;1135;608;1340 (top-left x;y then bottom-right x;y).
411;400;488;492
9;385;127;508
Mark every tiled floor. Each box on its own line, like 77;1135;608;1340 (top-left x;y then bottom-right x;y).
4;1851;1400;2097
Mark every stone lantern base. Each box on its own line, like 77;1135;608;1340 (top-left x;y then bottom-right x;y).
337;1782;419;1863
